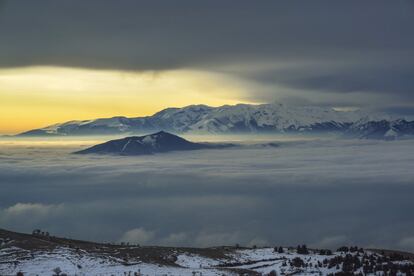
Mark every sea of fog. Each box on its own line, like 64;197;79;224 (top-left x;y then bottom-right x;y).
0;136;413;252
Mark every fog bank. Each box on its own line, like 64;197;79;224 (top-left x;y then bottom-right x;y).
0;138;413;251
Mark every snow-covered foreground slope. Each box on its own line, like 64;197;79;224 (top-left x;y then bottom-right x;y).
1;230;413;275
17;103;414;139
1;247;212;276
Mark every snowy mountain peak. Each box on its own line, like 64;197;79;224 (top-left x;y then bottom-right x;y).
74;131;214;155
18;103;414;139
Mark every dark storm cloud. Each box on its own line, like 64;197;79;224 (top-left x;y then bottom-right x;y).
1;0;413;109
242;63;414;94
233;61;414;108
1;139;414;250
1;0;413;69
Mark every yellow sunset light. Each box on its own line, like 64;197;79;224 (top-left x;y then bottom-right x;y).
0;66;251;134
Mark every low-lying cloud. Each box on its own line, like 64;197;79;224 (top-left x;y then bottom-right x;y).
0;138;413;251
119;228;155;245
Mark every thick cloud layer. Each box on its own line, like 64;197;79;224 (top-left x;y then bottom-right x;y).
0;137;414;251
1;1;413;110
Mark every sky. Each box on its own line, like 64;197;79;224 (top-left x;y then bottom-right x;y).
1;0;414;134
1;138;414;251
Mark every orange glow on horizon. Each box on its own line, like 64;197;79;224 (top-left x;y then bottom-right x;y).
0;66;252;134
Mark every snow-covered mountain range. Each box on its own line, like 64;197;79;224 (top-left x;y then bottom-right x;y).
18;103;414;139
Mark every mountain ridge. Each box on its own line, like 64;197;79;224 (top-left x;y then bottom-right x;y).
17;103;414;140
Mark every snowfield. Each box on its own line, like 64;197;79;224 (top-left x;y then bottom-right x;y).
0;247;227;276
1;233;413;276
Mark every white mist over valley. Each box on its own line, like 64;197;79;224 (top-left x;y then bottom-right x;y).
1;136;413;252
